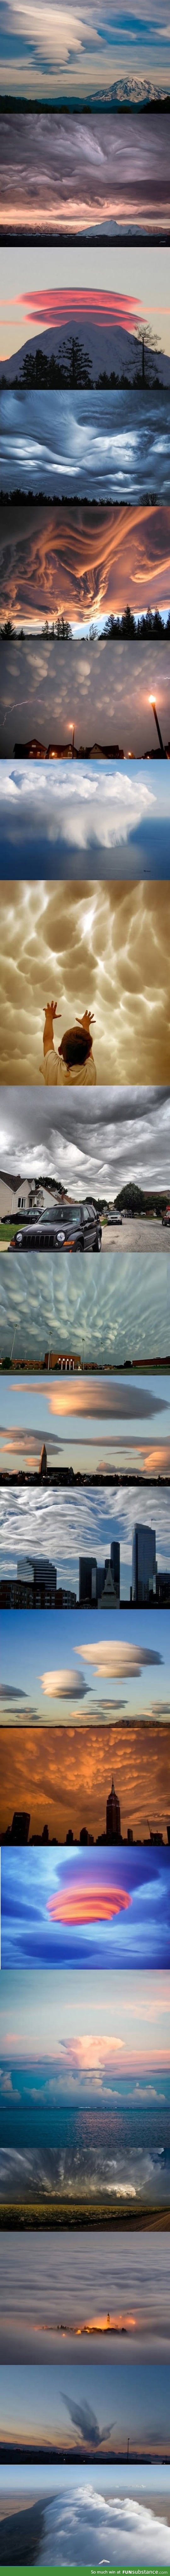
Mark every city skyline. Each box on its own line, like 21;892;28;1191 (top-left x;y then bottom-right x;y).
1;114;169;241
1;1718;170;1843
1;0;170;98
0;1371;170;1481
1;1485;170;1597
0;1598;169;1726
1;876;170;1085
1;389;170;504
1;501;170;632
1;256;170;375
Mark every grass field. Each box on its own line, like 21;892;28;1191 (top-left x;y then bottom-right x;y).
0;2201;170;2230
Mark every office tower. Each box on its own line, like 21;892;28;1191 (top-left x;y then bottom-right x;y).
132;1523;156;1603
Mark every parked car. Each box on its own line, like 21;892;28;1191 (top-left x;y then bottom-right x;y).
9;1199;102;1251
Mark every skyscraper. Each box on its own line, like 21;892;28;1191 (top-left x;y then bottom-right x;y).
106;1777;121;1843
132;1523;156;1603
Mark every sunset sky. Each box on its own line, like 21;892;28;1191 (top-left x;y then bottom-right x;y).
0;113;169;236
1;875;170;1085
0;2355;169;2456
0;1718;170;1842
0;1597;169;1724
1;665;170;771
0;1369;169;1479
1;500;170;630
1;252;170;370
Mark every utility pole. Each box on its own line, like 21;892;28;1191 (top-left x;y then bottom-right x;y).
149;696;167;757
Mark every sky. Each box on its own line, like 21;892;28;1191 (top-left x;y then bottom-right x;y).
0;1963;169;2091
0;2227;169;2363
1;500;170;630
1;1080;170;1200
2;1844;170;1957
1;1469;170;1595
1;664;170;772
0;1247;169;1364
1;1717;170;1844
1;2467;170;2575
0;2356;169;2456
1;876;170;1085
1;1842;170;1971
1;250;170;372
1;2465;170;2570
0;114;170;236
1;388;170;505
0;0;170;96
0;1597;169;1725
0;1369;170;1479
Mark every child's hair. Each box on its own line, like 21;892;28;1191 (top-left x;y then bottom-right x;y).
58;1025;93;1066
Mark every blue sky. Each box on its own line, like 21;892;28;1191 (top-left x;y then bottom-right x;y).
1;2464;170;2569
0;1964;169;2094
1;761;170;876
0;12;169;98
1;1841;170;1970
0;1600;169;1724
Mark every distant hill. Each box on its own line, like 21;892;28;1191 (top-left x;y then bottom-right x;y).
0;318;169;385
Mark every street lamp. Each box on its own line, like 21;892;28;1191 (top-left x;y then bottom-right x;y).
149;696;167;756
10;1323;18;1360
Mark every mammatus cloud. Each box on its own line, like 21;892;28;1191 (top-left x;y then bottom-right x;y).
0;875;170;1085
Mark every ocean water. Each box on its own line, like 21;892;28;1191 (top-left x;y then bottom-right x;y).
0;2106;170;2208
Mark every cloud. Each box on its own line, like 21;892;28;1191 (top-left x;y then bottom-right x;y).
0;1682;28;1699
1;504;170;635
40;1666;88;1698
79;1640;163;1677
62;2392;115;2447
1;876;170;1087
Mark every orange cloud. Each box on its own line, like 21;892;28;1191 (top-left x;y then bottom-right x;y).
47;1880;131;1924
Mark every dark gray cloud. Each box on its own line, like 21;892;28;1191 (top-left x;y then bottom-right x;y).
0;1083;170;1195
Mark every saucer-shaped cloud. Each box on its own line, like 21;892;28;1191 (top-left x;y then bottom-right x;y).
47;1878;131;1923
40;1665;88;1696
79;1638;162;1677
